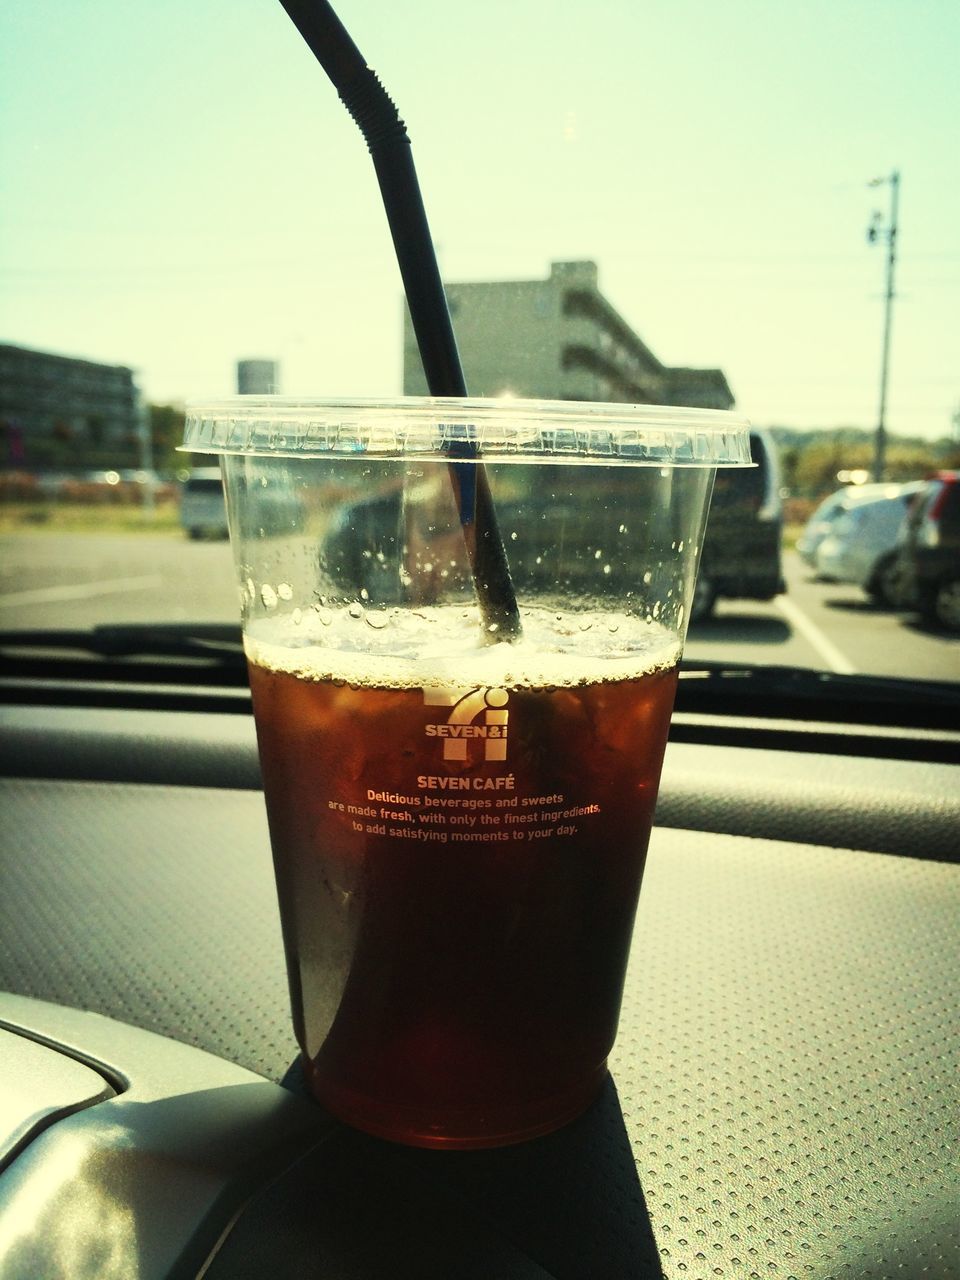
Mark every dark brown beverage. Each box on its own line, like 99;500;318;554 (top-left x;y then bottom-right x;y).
246;609;679;1148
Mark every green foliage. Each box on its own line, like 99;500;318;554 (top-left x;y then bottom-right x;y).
149;403;186;472
768;426;957;499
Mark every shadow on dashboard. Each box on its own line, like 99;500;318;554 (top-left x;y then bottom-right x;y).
405;1073;666;1280
207;1071;664;1279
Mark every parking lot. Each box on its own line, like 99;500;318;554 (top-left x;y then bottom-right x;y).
0;530;957;681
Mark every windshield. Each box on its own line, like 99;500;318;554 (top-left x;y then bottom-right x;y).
1;1;958;688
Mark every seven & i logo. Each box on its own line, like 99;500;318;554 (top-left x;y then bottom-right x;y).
422;687;510;762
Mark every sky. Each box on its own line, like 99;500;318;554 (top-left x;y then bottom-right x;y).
1;0;958;440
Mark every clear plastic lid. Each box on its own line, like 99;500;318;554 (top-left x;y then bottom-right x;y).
182;396;753;467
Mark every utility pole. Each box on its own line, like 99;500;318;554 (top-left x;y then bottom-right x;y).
866;170;899;482
135;383;156;520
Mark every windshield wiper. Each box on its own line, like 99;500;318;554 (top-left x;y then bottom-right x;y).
1;629;957;749
0;624;248;688
677;659;960;732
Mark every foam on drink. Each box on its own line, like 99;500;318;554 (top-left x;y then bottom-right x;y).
244;604;681;690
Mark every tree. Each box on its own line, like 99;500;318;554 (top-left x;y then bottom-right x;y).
149;404;186;472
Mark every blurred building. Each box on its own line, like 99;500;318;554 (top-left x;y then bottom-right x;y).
0;343;139;469
237;359;279;394
402;260;734;408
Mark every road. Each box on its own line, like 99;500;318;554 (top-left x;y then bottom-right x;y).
0;532;957;682
686;555;960;681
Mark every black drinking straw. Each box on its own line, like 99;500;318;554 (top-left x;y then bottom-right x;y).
277;0;522;642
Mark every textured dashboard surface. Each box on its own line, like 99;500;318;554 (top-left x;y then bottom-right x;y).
1;775;958;1279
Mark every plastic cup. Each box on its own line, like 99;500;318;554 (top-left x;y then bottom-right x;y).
182;396;751;1149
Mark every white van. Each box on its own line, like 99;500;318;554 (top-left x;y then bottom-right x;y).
179;467;228;539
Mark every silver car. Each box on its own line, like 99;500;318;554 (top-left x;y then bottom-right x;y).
814;482;925;605
796;483;895;569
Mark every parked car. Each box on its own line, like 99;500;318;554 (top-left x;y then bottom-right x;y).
795;482;893;569
179;467;229;539
690;427;785;620
894;470;960;630
320;428;784;621
814;481;926;606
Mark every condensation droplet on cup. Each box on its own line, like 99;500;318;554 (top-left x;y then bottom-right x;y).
607;621;620;634
578;618;593;631
643;571;653;585
653;601;662;618
348;603;364;620
365;612;389;630
510;531;518;541
487;622;500;634
360;588;370;601
245;577;256;601
277;582;293;601
619;523;627;534
292;607;303;626
678;540;684;552
535;556;543;565
594;549;603;560
678;604;685;627
260;584;278;609
603;564;611;575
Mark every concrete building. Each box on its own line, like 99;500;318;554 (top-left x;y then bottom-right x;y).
237;359;279;395
402;260;734;409
0;343;139;469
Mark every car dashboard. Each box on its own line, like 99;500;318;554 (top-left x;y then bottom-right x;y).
0;650;958;1280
